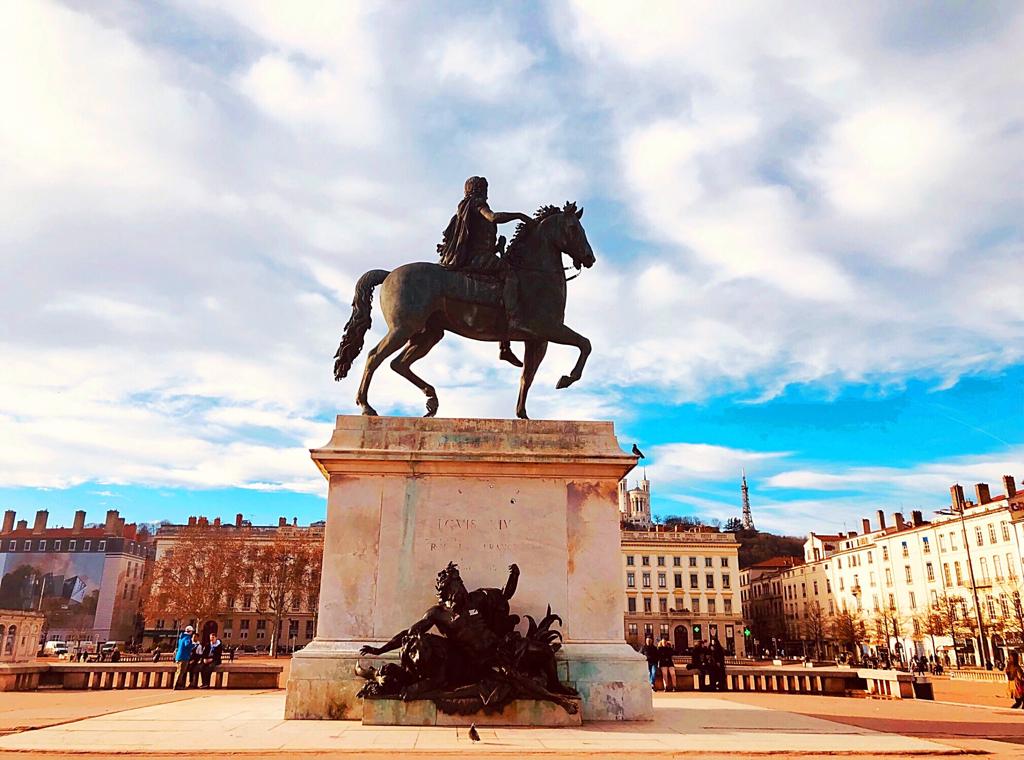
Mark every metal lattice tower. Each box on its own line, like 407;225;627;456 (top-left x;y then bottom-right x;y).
741;469;754;530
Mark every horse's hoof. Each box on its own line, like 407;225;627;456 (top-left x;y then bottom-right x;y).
516;409;529;420
424;396;439;417
555;375;573;390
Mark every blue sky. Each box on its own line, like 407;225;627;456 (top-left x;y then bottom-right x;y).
1;1;1021;536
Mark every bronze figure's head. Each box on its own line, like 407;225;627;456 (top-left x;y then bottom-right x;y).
464;175;488;200
435;561;468;609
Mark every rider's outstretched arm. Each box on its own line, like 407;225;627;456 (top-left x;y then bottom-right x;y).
479;204;531;226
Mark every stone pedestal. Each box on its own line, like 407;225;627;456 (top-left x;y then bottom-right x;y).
362;698;582;727
285;416;653;722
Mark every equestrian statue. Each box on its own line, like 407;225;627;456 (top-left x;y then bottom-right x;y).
333;176;595;419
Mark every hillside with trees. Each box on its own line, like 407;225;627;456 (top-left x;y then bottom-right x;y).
657;514;805;568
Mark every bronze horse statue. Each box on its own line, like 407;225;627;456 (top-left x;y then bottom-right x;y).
333;202;595;418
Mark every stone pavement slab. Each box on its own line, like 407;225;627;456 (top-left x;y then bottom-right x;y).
0;691;967;756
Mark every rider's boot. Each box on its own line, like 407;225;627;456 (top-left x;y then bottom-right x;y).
499;341;523;368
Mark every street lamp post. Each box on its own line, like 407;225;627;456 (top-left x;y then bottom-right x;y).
939;493;991;669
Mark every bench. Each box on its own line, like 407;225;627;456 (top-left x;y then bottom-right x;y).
663;665;926;699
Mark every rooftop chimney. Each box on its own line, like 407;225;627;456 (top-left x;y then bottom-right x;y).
187;516;197;527
198;516;208;527
876;510;887;530
116;517;126;537
861;518;871;533
951;484;966;512
911;510;924;527
278;517;287;527
975;483;991;505
293;517;298;527
213;517;221;527
894;512;906;530
235;513;243;528
2;510;14;534
16;520;27;531
104;509;119;534
73;510;86;533
1005;475;1017;498
32;510;48;534
848;530;858;539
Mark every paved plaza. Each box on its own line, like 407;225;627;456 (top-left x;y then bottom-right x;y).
1;690;1010;758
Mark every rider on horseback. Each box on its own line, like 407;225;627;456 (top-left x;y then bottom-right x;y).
437;176;531;367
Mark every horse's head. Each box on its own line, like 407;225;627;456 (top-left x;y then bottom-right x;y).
547;201;595;271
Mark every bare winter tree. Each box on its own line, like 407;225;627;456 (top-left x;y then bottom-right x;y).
801;601;830;660
830;606;867;663
250;531;320;658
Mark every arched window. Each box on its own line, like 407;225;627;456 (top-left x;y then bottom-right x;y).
4;625;15;655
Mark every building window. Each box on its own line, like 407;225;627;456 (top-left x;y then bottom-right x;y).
97;540;106;551
721;557;729;567
657;556;665;567
949;532;957;550
867;551;873;564
943;563;951;585
995;555;1003;579
6;540;13;551
690;574;699;589
708;598;716;615
641;556;650;566
888;593;896;610
988;524;997;544
659;623;669;638
626;555;634;566
885;568;892;586
627;623;638;638
705;557;713;568
53;540;61;551
659;597;668;613
869;571;876;587
644;624;653;638
926;562;935;581
882;547;889;561
724;599;732;614
813;581;819;595
922;537;930;554
692;598;700;614
901;541;908;558
240;620;250;630
1009;553;1018;578
980;557;990;581
909;591;916;609
243;594;253;610
705;574;715;589
975;526;984;546
954;562;963;585
626;572;635;588
689;557;697;567
37;540;46;551
938;535;946;551
722;575;731;589
627;597;636;613
674;573;682;589
23;540;30;551
1002;522;1011;542
658;573;667;588
904;566;912;583
156;619;165;629
673;556;681;567
643;597;652;613
642;573;651;588
306;620;315;638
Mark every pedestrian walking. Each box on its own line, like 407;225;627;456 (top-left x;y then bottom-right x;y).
1006;652;1024;709
641;636;659;689
657;638;677;692
172;625;194;690
709;637;727;691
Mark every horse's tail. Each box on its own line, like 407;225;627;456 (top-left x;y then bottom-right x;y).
333;269;390;380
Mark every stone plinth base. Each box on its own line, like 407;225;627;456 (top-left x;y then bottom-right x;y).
362;697;582;726
285;416;653;722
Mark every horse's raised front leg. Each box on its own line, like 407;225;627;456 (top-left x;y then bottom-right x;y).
516;339;548;420
390;328;445;417
356;328;414;415
539;324;591;390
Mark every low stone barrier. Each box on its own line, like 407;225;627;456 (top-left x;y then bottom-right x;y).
0;662;281;691
948;668;1007;683
666;665;923;699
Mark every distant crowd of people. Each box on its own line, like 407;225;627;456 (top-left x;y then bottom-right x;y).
171;625;224;689
640;635;728;692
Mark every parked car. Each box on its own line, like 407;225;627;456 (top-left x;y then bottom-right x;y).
41;641;68;657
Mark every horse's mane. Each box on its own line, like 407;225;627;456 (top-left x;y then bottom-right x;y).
505;201;578;267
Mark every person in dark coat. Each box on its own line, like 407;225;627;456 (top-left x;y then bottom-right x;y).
688;640;708;690
640;636;659;689
200;632;223;688
187;634;205;688
709;637;727;691
657;638;677;692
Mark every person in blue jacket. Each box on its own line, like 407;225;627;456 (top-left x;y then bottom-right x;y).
172;625;195;690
